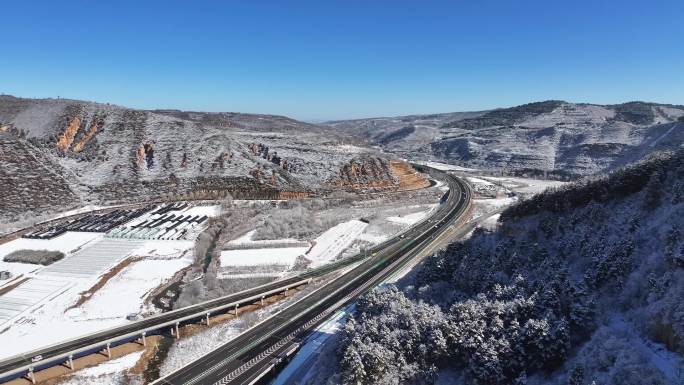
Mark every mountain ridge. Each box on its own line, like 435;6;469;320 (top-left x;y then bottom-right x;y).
325;100;684;179
0;94;422;225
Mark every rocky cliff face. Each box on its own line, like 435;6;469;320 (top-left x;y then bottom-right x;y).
0;95;413;222
326;101;684;179
329;157;430;192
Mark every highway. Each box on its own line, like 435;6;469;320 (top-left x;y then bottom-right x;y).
0;165;467;384
152;168;471;385
0;242;414;383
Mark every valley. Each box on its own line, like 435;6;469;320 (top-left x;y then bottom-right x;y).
0;95;681;385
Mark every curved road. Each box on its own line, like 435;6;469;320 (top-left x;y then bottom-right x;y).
0;166;469;384
153;168;471;385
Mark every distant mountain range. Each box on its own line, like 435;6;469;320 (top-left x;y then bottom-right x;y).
2;95;682;225
326;101;684;179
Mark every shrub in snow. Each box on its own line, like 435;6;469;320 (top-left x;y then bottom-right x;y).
4;249;64;265
254;201;341;240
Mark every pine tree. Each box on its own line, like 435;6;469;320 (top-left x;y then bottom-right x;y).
643;170;664;209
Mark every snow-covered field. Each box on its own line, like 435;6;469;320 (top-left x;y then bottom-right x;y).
386;205;436;225
71;256;193;319
0;231;102;259
417;160;481;172
0;204;217;360
306;220;368;267
131;240;194;259
0;260;39;279
356;204;436;245
225;230;305;249
0;278;72;325
38;238;145;279
472;197;517;212
0;236;193;359
478;213;501;230
466;176;495;186
483;175;566;195
220;247;309;268
219;219;370;272
219;229;310;277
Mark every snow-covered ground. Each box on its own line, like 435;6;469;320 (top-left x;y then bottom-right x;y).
131;240;194;259
356;204;437;245
466;176;495;186
0;204;217;360
416;160;481;172
0;231;102;259
0;260;40;280
473;197;518;212
70;256;193;320
306;220;368;267
0;278;72;325
478;213;501;230
219;229;310;276
57;351;143;385
386;205;436;225
0;236;194;359
226;230;305;249
463;173;568;223
483;175;566;195
219;219;370;272
38;238;146;279
605;314;684;384
271;306;352;385
219;247;309;268
0;237;193;359
160;319;244;377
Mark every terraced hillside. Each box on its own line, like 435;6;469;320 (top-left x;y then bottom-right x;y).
326;101;684;179
0;95;424;224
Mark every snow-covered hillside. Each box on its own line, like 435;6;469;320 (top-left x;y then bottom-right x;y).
336;150;684;385
0;95;423;224
326;101;684;179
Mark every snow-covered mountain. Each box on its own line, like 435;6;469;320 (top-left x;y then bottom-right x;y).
326;101;684;179
338;150;684;385
0;95;424;223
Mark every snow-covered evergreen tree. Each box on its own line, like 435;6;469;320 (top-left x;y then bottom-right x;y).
339;150;684;385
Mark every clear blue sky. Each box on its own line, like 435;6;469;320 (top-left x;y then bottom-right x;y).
2;0;683;121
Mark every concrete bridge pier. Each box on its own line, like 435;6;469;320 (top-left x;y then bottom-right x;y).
106;343;112;359
26;367;35;384
141;332;147;347
261;295;265;306
175;322;180;339
233;304;239;315
205;313;211;325
67;355;74;370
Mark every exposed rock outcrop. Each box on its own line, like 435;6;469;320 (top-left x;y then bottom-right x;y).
0;95;413;222
330;157;428;192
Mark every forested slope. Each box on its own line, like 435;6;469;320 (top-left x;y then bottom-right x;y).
339;150;684;385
